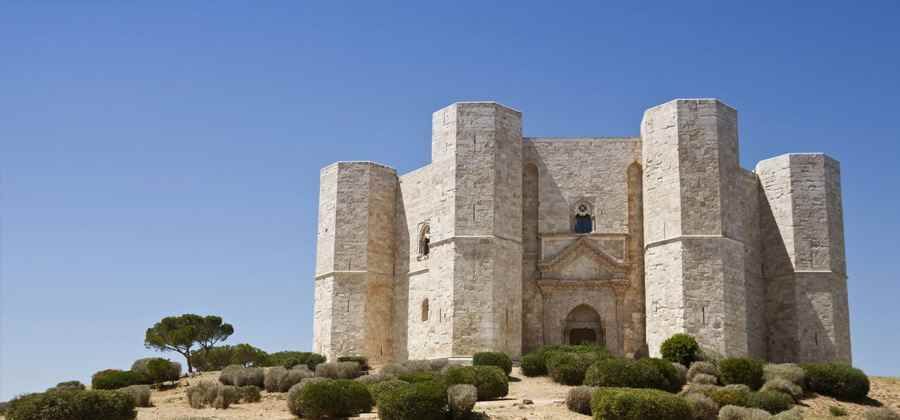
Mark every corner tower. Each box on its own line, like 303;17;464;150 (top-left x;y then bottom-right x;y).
641;99;752;357
756;154;850;363
432;102;524;357
313;161;397;363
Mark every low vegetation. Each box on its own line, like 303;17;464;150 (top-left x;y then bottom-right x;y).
591;387;692;420
287;379;373;419
472;351;513;376
4;389;136;420
660;333;702;366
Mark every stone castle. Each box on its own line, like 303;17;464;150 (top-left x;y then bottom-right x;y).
312;99;850;365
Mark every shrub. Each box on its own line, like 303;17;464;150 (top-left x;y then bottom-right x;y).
52;381;86;391
660;333;701;366
286;377;326;415
368;378;409;403
672;362;688;385
186;381;239;409
717;405;772;420
267;351;326;370
762;363;805;386
337;356;370;372
583;358;667;390
699;347;724;365
679;383;719;398
120;385;152;407
264;366;287;392
547;352;599;385
719;358;764;390
760;378;802;401
355;372;396;386
132;358;181;384
771;407;803;420
443;365;508;401
590;387;692;420
748;391;793;414
448;384;477;420
864;407;900;420
92;369;147;390
289;379;373;418
801;362;869;401
694;373;719;385
521;352;546;376
381;363;411;378
829;405;849;416
377;381;448;420
264;366;314;393
399;370;441;383
709;386;751;408
566;386;595;415
444;365;477;386
472;352;513;376
6;389;137;420
238;385;261;403
688;361;721;383
219;365;264;387
430;358;450;372
683;392;718;420
642;357;685;392
315;361;361;379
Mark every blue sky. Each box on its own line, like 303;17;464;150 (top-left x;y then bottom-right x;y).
2;2;899;400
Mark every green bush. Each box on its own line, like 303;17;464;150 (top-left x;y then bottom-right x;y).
472;352;513;376
761;378;802;401
50;381;86;391
191;346;236;371
590;387;692;420
368;378;409;403
92;369;147;390
566;386;595;415
286;378;326;415
315;361;361;379
267;351;326;370
641;357;684;392
683;392;718;420
583;358;667;390
521;352;546;376
119;385;152;407
287;379;373;418
829;405;849;416
719;358;765;390
338;356;370;372
546;352;599;385
660;333;701;366
377;381;448;420
398;371;441;383
447;384;477;420
186;381;239;409
763;363;805;386
748;390;793;414
6;389;136;420
801;362;869;401
238;385;261;403
132;358;181;384
718;405;773;420
709;386;751;408
443;365;508;400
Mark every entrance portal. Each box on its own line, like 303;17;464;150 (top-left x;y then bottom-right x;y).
564;304;604;346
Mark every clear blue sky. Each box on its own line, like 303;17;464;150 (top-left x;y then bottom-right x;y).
2;2;899;400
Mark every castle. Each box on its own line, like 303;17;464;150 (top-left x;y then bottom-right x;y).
312;99;851;365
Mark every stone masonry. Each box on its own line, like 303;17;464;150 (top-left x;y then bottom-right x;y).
312;99;851;365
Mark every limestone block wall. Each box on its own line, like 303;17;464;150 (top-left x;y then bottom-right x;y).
313;162;397;363
756;154;851;363
642;99;751;357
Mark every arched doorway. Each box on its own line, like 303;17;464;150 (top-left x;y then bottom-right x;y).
564;304;604;346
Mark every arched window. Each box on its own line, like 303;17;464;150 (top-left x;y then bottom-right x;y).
574;202;593;234
421;298;429;322
418;224;431;258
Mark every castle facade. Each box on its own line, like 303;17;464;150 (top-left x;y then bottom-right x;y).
312;99;851;364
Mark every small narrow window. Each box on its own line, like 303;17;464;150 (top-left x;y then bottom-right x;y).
574;202;593;234
421;299;429;322
418;224;431;258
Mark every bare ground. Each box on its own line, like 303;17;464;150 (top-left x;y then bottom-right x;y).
4;369;898;419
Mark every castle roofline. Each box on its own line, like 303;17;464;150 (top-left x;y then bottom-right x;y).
643;98;736;113
444;101;522;114
320;161;397;173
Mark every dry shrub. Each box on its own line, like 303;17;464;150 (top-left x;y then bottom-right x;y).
684;392;718;420
717;405;772;420
219;366;264;387
694;373;719;385
448;384;477;419
120;385;152;407
315;361;361;379
771;407;803;420
864;407;900;420
565;386;595;415
762;364;805;386
264;366;287;392
186;381;239;409
760;378;802;401
238;385;261;403
688;361;720;383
